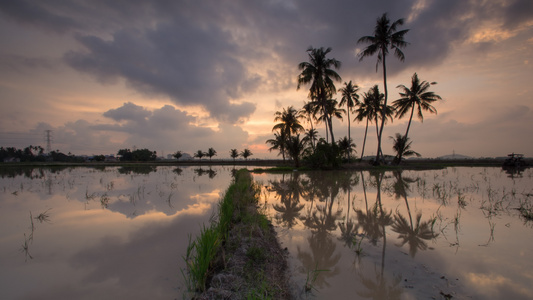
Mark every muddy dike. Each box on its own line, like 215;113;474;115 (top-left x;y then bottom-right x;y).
182;169;291;299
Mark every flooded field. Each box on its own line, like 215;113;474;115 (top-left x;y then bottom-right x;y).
256;167;533;300
0;165;236;299
1;165;532;299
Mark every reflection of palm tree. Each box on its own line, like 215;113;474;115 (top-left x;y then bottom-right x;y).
390;170;437;257
297;231;341;289
270;173;305;229
337;172;359;247
391;212;437;257
357;266;403;300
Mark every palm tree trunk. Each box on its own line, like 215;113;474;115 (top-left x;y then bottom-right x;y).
376;52;388;164
398;105;415;164
347;109;351;161
360;118;369;160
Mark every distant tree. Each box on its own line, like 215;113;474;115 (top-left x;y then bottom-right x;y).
173;150;183;160
339;81;360;154
117;149;133;161
241;149;253;161
132;148;157;161
230;149;239;162
358;13;409;163
206;147;217;161
93;155;106;162
390;133;420;164
194;150;205;160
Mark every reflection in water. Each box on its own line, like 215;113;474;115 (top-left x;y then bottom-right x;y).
0;166;235;299
263;167;533;299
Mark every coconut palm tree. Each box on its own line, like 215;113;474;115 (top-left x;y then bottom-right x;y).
337;136;356;161
358;13;409;164
390;133;420;164
273;106;305;140
301;100;319;132
303;128;319;152
339;81;360;156
356;85;394;162
317;99;345;143
193;150;204;160
206;147;217;161
240;148;252;160
230;149;239;162
297;46;342;145
393;73;442;154
285;134;306;168
266;130;287;161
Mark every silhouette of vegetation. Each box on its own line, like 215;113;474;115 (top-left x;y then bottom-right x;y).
393;72;442;162
390;133;421;164
229;149;239;162
358;13;409;164
240;149;253;160
339;81;360;160
297;46;342;145
117;148;157;161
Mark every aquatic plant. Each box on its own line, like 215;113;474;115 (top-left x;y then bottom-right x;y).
305;263;329;292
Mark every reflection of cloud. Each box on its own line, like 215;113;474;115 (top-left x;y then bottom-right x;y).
466;272;532;299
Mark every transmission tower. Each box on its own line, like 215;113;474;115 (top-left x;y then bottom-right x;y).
45;130;53;153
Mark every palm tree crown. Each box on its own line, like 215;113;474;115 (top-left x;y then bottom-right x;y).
393;72;442;139
297;46;342;144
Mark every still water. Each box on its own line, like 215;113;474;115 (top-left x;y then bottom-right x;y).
0;165;235;300
255;167;533;300
1;166;532;299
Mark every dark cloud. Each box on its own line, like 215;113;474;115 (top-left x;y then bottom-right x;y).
103;102;151;122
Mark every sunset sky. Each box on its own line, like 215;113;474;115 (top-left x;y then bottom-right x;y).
1;0;532;159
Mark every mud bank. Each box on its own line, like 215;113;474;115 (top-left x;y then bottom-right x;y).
184;170;291;299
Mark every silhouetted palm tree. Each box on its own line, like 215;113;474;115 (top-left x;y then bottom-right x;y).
317;99;345;143
297;46;342;145
273;106;304;140
303;128;319;152
337;136;356;161
390;133;420;164
301;100;319;132
358;13;409;164
194;150;204;160
285;134;306;168
240;148;252;160
339;81;359;157
358;85;394;161
230;149;239;162
266;131;286;161
206;147;217;161
393;73;442;161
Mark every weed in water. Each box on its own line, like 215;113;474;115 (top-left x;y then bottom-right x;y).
305;263;329;293
182;224;220;292
34;208;52;223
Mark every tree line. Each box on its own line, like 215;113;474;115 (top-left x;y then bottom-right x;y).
268;13;442;167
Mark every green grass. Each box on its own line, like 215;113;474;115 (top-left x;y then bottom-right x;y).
182;169;267;294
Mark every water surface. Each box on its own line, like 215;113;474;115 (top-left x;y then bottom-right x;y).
0;165;235;299
257;167;533;300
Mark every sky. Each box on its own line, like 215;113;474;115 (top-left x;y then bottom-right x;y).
1;0;532;159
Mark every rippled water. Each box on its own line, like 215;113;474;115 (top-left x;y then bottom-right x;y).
1;166;532;300
256;167;533;300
